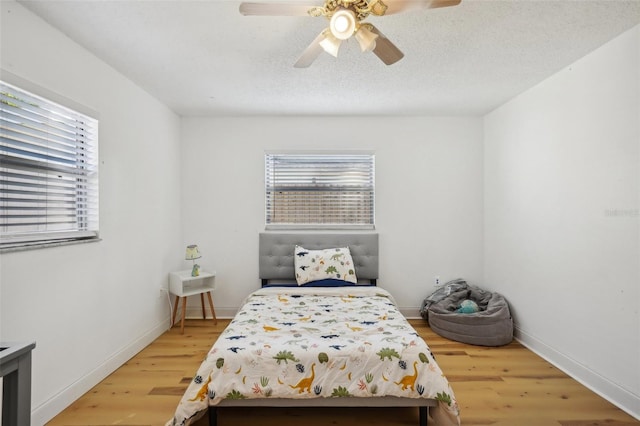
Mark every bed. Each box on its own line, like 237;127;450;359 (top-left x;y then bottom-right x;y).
167;233;460;426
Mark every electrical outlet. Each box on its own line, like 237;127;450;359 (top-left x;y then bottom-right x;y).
434;276;441;286
159;288;166;298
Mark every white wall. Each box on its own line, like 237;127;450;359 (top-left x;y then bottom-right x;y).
484;25;639;417
0;2;183;424
180;116;484;316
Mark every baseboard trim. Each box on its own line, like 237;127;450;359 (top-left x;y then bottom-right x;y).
184;306;237;319
399;307;421;319
32;318;171;425
515;326;639;420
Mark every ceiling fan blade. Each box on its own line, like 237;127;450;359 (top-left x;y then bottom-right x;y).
239;2;317;16
369;25;404;65
383;0;461;15
429;0;463;8
294;31;327;68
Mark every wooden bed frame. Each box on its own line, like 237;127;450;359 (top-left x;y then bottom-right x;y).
208;232;436;426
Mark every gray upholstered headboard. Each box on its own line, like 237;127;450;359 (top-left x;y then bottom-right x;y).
259;233;379;285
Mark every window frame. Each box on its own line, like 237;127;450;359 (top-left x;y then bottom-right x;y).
0;74;99;252
265;151;375;230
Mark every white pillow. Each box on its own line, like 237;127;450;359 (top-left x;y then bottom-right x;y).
294;245;357;285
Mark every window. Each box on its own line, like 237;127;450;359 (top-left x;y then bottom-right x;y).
265;152;375;228
0;80;99;250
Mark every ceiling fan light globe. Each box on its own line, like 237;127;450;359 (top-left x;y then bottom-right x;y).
334;16;349;32
319;32;342;57
355;26;379;52
329;9;356;40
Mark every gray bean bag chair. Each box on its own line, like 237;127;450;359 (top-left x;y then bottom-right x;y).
424;281;513;347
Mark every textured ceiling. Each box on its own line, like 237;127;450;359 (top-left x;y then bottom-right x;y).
17;0;640;116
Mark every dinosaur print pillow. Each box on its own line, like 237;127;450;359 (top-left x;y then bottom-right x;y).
294;246;357;285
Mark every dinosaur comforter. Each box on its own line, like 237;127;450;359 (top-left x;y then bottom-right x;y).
167;286;460;426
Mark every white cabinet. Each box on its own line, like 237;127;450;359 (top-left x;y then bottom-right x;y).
169;270;216;297
168;270;217;333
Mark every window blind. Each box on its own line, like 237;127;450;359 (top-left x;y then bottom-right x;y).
265;153;374;227
0;80;99;249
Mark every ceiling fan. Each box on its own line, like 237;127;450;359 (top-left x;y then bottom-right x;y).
239;0;462;67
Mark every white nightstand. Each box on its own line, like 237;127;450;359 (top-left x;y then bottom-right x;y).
169;270;217;334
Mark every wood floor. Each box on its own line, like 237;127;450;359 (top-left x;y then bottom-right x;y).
47;319;638;426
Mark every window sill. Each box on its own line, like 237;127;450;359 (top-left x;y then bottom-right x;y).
265;224;375;231
0;237;102;254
